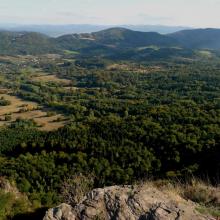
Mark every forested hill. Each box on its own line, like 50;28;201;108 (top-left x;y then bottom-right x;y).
0;28;220;55
0;31;58;55
169;28;220;49
55;27;220;51
56;27;178;49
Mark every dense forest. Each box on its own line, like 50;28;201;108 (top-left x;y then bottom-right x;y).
0;55;220;209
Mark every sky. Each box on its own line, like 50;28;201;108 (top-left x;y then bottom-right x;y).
0;0;220;27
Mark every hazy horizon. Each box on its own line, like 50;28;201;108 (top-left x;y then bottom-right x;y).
0;23;193;37
0;0;220;28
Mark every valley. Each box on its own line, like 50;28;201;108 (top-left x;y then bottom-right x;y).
0;27;220;219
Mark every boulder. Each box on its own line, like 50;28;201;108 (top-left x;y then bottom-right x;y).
44;185;215;220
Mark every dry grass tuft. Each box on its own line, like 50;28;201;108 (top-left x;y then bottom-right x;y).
180;179;220;207
145;178;220;217
137;178;220;207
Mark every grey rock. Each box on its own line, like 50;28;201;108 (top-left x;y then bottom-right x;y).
43;203;76;220
44;185;214;220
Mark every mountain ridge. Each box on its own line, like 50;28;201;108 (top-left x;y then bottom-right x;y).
169;28;220;49
57;27;178;50
0;27;220;55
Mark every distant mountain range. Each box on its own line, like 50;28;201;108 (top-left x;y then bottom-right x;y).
0;27;220;58
0;24;191;37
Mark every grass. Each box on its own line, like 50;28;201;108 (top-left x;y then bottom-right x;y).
63;50;79;55
178;179;220;206
136;178;220;218
178;179;220;217
156;178;220;205
197;50;213;58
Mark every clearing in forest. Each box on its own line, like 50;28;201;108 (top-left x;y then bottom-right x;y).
32;73;72;85
0;93;67;131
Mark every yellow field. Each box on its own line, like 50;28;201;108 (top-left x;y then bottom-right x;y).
32;73;72;85
0;54;62;63
107;63;162;73
0;93;67;131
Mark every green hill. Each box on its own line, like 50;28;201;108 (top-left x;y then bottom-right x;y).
91;27;177;47
0;31;58;55
57;27;178;50
169;28;220;49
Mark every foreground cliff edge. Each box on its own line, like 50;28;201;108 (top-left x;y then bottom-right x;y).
43;183;217;220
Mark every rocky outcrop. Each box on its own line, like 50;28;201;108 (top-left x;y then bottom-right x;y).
44;185;215;220
43;203;76;220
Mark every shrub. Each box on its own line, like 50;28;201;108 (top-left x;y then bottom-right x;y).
0;97;11;106
4;115;12;121
60;173;95;206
